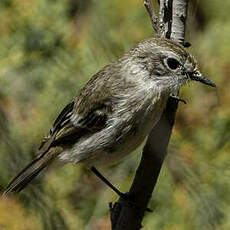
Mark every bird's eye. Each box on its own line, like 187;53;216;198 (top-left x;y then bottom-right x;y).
166;58;180;70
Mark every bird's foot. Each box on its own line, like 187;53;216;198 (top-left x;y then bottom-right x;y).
170;95;187;104
91;167;152;212
119;192;153;212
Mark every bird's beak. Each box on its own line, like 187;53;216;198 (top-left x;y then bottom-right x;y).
189;71;216;87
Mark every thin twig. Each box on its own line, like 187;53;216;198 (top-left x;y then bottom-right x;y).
144;0;160;36
159;0;167;37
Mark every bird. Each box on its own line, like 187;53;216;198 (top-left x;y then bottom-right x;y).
3;37;216;195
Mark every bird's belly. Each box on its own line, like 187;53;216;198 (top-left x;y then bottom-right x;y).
83;128;147;167
59;95;168;167
83;110;163;167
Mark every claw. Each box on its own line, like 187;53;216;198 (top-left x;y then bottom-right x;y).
170;95;187;104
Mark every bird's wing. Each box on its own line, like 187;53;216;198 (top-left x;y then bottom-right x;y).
37;70;113;155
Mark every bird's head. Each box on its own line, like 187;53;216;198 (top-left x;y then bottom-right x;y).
129;38;216;92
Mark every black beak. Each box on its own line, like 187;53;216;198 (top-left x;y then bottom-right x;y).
189;71;216;87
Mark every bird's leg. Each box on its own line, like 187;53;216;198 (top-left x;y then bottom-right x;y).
91;166;152;212
91;166;123;197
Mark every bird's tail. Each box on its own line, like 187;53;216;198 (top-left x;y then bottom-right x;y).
3;149;59;196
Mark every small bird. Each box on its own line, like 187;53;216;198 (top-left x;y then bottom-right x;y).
3;38;215;195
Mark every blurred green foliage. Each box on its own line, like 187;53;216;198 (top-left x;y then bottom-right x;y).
0;0;230;229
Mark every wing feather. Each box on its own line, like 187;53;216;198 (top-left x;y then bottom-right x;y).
38;101;111;151
38;67;114;153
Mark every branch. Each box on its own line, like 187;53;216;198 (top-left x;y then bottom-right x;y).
110;1;189;229
159;0;189;42
144;0;160;36
171;0;188;43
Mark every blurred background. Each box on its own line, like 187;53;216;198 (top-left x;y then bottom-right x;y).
0;0;229;229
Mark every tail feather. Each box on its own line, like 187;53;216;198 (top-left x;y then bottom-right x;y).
3;150;58;196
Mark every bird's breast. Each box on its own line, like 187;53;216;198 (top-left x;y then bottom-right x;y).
88;93;169;167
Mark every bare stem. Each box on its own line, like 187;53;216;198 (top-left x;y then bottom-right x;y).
171;0;189;44
144;0;160;36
